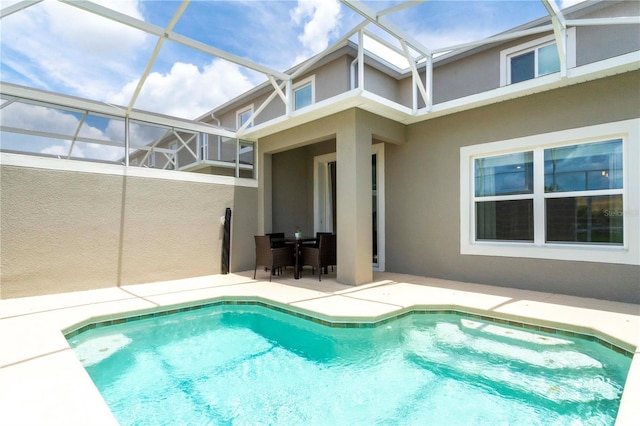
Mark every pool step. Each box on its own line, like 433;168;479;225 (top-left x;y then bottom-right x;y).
403;323;623;404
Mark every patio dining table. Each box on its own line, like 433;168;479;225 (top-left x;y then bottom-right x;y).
273;236;316;279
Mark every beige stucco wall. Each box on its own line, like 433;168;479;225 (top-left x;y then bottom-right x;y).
0;158;257;299
386;70;640;303
575;0;640;66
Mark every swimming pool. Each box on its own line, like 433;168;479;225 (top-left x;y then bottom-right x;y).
67;302;631;425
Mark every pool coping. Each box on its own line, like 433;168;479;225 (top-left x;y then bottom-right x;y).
1;271;638;425
63;298;635;359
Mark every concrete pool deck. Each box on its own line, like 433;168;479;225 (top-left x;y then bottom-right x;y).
1;271;638;425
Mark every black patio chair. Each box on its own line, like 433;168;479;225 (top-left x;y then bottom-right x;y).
254;235;295;281
300;233;336;281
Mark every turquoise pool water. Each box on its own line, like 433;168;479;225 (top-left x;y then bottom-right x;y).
68;304;631;425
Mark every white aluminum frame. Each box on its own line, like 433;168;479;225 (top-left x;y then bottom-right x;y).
1;0;638;164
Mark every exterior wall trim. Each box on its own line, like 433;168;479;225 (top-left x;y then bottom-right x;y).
1;152;258;188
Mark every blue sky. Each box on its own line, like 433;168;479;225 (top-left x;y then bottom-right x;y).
1;0;583;120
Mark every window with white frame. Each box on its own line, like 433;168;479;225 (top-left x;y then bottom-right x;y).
474;151;534;242
544;140;623;245
500;29;576;86
460;120;639;265
293;76;314;110
237;105;253;129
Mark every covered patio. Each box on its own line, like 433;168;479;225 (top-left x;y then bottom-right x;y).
258;108;404;286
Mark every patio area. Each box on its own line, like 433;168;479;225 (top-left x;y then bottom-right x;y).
1;271;638;425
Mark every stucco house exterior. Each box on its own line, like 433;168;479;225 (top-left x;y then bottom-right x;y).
201;0;640;301
1;0;638;303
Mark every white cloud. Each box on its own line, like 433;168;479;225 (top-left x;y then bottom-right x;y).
110;60;255;119
40;139;123;162
1;102;123;161
45;0;147;59
0;0;150;99
291;0;342;64
2;1;257;120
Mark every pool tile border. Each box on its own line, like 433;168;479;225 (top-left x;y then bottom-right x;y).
63;299;634;358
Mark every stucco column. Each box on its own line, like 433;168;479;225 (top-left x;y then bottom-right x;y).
336;111;372;285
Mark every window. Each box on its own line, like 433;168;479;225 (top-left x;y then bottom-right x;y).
474;141;623;245
237;105;253;129
293;76;314;110
509;42;559;84
544;140;623;244
500;29;576;86
460;120;639;265
474;152;534;241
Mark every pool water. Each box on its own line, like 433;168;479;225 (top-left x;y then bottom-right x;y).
68;304;631;425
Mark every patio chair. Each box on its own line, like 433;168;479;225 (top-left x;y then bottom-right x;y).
309;232;334;271
305;232;332;248
254;235;295;281
265;232;287;273
300;233;336;281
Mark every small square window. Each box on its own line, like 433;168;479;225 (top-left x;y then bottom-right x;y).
294;83;313;110
237;107;253;129
509;43;559;84
293;76;315;111
538;43;561;76
510;51;535;84
500;30;575;87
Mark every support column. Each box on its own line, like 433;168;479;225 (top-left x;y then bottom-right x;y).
336;110;372;286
